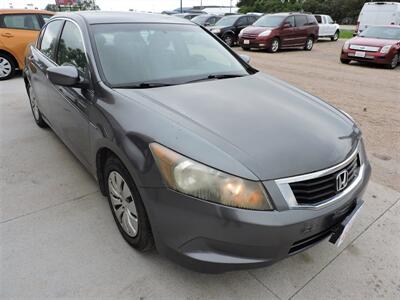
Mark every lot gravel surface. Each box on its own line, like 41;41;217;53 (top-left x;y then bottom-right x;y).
236;40;400;192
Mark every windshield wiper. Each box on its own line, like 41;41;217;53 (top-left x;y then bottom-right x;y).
117;82;175;89
185;74;246;84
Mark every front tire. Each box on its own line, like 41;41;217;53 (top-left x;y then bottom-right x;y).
28;84;48;128
241;46;250;51
222;33;234;47
331;31;340;41
268;38;280;53
104;156;154;251
340;58;351;64
386;53;399;69
0;53;16;80
304;37;314;51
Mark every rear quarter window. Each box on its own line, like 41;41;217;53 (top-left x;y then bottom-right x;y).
39;20;64;61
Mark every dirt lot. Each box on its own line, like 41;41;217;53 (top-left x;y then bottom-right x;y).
236;40;400;192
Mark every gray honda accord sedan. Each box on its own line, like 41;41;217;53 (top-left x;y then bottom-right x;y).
24;11;371;273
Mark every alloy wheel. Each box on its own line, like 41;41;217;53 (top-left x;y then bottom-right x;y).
333;32;339;41
306;38;313;50
391;54;399;69
108;171;139;237
29;86;40;121
224;35;233;47
271;40;279;52
0;57;12;78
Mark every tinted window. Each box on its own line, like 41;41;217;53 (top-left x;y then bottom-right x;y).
2;14;40;30
92;23;249;87
40;20;63;60
314;15;322;24
295;15;308;27
286;16;295;27
307;15;318;25
236;17;247;26
57;21;87;74
215;15;239;27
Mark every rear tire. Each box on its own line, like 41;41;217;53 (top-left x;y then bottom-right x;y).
268;38;280;53
28;84;48;128
331;31;340;41
0;53;16;80
386;53;399;69
104;155;154;251
304;37;314;51
340;58;351;64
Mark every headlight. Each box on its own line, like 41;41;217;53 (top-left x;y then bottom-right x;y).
211;28;220;34
239;29;245;37
380;45;392;54
150;143;273;210
343;41;350;50
258;30;272;37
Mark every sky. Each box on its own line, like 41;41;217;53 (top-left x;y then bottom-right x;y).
0;0;239;12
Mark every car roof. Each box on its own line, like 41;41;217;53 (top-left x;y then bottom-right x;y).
0;9;54;14
54;11;193;25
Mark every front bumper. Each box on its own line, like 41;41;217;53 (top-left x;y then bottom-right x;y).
341;49;394;65
238;36;272;49
140;161;371;273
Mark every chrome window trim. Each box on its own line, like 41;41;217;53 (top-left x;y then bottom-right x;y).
275;143;363;210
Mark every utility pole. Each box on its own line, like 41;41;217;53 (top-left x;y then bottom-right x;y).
180;0;182;13
230;0;232;13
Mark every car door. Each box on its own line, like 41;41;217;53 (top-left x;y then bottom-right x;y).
0;13;41;69
280;16;297;47
294;15;308;45
51;20;92;167
326;15;336;36
314;15;326;36
234;16;249;37
28;19;64;121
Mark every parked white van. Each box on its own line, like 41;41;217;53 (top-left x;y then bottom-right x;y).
314;14;340;41
356;2;400;35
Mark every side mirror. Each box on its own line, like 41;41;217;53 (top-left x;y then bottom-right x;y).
283;22;291;28
239;54;251;64
47;66;80;87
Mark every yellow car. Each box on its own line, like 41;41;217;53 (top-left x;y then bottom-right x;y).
0;9;54;80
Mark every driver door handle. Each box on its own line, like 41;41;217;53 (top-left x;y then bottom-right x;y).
1;33;14;38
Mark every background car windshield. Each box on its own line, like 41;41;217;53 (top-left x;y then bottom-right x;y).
191;15;208;24
215;16;238;27
253;15;285;27
92;23;249;87
360;27;400;39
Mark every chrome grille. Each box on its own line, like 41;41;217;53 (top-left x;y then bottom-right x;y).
289;155;360;205
349;44;380;52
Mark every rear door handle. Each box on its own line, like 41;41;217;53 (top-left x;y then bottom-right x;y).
1;33;14;38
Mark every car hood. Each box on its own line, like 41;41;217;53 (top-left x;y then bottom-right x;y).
116;73;360;180
350;37;399;47
242;26;276;34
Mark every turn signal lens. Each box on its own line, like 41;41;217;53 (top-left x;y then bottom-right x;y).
150;143;273;210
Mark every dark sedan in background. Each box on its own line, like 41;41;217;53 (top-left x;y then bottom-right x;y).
24;11;370;273
191;14;221;27
341;25;400;69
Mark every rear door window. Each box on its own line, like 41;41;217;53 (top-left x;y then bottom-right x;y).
286;16;295;27
314;15;322;24
295;15;308;27
236;17;247;26
39;20;64;61
2;14;40;30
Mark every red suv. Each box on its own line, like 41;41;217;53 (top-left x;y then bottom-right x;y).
238;13;319;53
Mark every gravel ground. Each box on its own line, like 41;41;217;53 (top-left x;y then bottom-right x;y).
236;40;400;192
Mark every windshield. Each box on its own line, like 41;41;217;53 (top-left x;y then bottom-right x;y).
359;26;400;40
92;23;249;87
215;15;239;27
253;15;285;27
191;15;208;25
